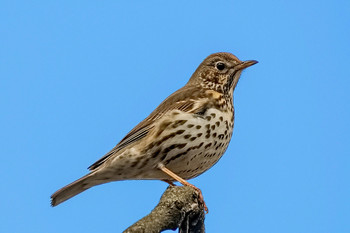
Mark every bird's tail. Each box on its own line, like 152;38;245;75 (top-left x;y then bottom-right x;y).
51;173;97;207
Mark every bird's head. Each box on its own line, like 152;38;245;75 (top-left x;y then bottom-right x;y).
188;52;258;95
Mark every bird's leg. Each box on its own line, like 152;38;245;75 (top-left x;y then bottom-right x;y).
162;179;176;186
158;164;208;213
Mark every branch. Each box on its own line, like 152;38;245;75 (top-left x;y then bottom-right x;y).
123;186;205;233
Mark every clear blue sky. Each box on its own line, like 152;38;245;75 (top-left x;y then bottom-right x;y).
1;1;349;232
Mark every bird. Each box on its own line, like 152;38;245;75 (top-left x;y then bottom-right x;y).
51;52;257;212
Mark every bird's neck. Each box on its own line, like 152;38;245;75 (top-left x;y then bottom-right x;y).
204;89;234;113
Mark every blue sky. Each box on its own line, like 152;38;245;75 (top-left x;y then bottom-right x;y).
1;1;349;232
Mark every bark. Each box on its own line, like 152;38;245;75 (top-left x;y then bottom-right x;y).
123;186;205;233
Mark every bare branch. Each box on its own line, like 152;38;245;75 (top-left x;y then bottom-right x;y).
124;186;205;233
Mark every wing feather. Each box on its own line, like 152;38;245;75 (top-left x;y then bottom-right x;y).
88;85;205;170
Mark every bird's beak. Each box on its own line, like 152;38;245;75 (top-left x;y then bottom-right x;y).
236;60;258;70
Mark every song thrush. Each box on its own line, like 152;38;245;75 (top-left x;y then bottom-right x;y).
51;52;257;212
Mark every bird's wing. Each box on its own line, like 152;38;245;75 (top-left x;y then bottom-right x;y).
88;85;208;170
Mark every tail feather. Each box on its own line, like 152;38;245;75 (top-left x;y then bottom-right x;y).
51;174;95;207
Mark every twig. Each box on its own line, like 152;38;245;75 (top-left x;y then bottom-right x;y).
123;186;205;233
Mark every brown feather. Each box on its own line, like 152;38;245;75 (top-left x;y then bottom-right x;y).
88;85;208;170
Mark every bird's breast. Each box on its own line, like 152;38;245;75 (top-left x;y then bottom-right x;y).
144;106;234;179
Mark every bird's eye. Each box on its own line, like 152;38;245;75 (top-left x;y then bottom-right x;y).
216;62;226;71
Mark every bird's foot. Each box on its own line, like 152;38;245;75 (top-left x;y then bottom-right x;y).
159;164;209;213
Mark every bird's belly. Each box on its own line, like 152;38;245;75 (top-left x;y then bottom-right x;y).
157;108;234;179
